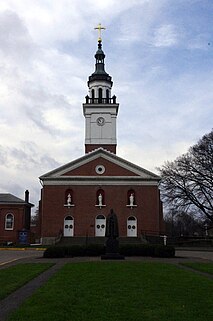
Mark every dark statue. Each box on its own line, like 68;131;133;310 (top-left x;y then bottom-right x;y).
105;209;119;238
101;209;124;260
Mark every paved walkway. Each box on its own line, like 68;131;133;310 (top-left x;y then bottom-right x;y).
175;249;213;261
0;260;65;321
0;249;43;267
0;249;212;321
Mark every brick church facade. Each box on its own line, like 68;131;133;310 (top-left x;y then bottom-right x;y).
39;32;164;245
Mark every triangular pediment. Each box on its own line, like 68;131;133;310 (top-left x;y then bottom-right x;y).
40;148;160;182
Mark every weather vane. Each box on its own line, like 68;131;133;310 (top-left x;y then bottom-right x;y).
94;23;106;41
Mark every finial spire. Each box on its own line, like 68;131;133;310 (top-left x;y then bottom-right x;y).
94;23;106;42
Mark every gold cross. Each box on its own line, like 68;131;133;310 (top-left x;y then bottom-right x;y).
94;23;106;41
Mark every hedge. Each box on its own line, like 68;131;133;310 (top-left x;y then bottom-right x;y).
119;244;175;258
43;244;175;258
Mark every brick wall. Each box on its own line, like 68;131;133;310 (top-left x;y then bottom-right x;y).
40;184;162;239
0;206;25;244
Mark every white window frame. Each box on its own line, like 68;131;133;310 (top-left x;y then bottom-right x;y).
5;213;14;230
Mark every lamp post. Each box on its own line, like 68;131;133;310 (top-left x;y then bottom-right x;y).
204;223;208;238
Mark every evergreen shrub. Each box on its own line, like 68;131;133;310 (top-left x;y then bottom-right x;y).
43;246;65;258
43;244;175;258
119;244;155;256
85;244;105;256
65;245;85;257
119;244;175;257
153;244;175;257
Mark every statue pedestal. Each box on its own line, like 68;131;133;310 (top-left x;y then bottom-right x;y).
101;253;125;260
101;237;125;260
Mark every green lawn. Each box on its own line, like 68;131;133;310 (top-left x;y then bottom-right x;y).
181;262;213;274
8;262;213;321
0;263;53;300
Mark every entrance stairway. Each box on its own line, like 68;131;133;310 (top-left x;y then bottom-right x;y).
57;236;147;246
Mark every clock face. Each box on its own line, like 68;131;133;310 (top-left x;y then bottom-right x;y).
96;117;105;126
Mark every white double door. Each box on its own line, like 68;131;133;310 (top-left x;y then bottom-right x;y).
64;216;74;237
95;215;106;237
127;216;137;237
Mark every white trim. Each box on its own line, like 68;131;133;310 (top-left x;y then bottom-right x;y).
5;213;14;230
40;150;160;180
64;204;75;208
126;205;137;208
85;138;117;144
83;107;119;115
95;204;106;208
42;178;159;186
95;165;105;174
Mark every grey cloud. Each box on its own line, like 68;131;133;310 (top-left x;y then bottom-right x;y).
40;155;61;170
0;145;8;164
0;10;37;61
24;104;58;134
0;143;60;172
22;92;73;135
0;181;24;198
152;24;179;47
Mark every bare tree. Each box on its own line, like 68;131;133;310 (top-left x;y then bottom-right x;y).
31;206;39;225
164;210;204;237
158;130;213;222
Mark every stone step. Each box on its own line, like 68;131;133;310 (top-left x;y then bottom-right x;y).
57;236;146;246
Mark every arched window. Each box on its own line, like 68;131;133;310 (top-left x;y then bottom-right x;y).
64;215;73;222
5;213;14;230
128;216;136;221
96;189;105;206
98;88;103;103
106;89;109;103
96;214;105;220
91;89;95;102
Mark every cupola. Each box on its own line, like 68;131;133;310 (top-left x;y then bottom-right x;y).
83;24;119;154
88;39;112;85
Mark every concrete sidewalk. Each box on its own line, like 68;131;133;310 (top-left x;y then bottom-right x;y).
0;260;65;321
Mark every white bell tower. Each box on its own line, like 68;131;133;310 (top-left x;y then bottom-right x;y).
83;25;119;154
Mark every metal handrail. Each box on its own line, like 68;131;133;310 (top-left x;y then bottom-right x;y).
85;96;117;104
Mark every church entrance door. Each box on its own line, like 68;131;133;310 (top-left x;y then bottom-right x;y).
95;215;106;237
127;216;137;237
64;216;74;237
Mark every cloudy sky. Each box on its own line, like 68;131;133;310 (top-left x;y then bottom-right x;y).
0;0;212;211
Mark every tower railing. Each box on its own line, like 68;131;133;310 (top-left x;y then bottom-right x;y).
85;95;117;104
